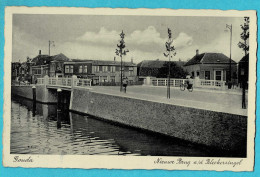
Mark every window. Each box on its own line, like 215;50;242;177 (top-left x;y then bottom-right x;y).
103;66;108;72
116;66;120;71
93;66;99;72
99;66;102;72
102;76;107;82
215;71;222;81
129;70;134;76
65;65;70;73
70;65;74;73
205;71;210;80
79;66;83;73
110;76;115;82
108;66;111;72
191;72;195;77
241;68;245;76
84;65;88;73
111;66;116;73
129;67;133;71
196;71;200;77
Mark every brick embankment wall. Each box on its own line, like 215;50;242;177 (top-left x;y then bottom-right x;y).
70;88;247;152
11;85;57;103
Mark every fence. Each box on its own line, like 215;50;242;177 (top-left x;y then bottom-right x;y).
151;78;185;87
76;79;92;87
199;79;226;88
151;78;226;89
37;77;91;88
37;78;44;85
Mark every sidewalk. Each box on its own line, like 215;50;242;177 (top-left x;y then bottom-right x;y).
91;86;248;116
141;84;247;96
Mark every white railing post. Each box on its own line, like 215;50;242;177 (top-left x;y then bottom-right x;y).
71;75;77;88
43;75;49;86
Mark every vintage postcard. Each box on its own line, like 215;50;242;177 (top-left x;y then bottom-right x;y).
3;7;257;171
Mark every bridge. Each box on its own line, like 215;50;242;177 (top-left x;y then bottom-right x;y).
36;76;91;91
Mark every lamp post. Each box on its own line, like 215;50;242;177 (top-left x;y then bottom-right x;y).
116;31;129;92
226;24;232;89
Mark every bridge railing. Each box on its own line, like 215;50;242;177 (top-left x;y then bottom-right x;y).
76;79;92;87
151;78;226;89
199;79;226;88
151;78;185;87
37;78;44;85
37;77;91;88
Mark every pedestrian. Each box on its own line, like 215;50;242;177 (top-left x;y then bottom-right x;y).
122;77;128;93
187;76;193;89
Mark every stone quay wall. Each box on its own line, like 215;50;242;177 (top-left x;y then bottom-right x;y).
11;85;57;103
70;88;247;152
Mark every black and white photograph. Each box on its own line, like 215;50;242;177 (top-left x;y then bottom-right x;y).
3;7;256;171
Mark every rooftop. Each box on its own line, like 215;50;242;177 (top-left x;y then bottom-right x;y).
69;59;136;66
239;53;249;63
137;59;186;68
185;52;237;66
32;53;70;65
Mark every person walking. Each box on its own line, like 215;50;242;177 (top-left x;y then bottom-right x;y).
122;77;128;93
187;76;193;89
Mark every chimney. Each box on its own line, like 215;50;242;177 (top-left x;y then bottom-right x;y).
114;56;116;62
131;57;133;64
196;49;199;56
39;50;41;55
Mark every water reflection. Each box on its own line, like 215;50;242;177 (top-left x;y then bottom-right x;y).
11;96;237;157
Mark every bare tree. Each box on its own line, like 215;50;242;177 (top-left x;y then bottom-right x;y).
164;28;176;99
238;17;249;56
115;30;129;92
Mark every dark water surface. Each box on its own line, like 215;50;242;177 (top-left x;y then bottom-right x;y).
11;96;233;156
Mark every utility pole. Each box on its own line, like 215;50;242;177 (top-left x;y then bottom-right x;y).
49;40;55;56
226;24;232;89
115;30;129;92
164;28;176;99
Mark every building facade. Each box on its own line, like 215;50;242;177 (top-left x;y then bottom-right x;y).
238;54;249;86
63;61;93;78
63;59;138;85
184;50;237;82
91;60;137;85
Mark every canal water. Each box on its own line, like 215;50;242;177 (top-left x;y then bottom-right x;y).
11;96;234;157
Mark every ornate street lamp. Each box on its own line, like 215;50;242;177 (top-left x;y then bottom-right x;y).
116;30;129;92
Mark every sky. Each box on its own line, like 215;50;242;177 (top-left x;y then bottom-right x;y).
12;14;247;63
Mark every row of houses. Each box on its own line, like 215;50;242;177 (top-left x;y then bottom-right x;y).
138;50;248;85
12;50;138;85
12;49;249;86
